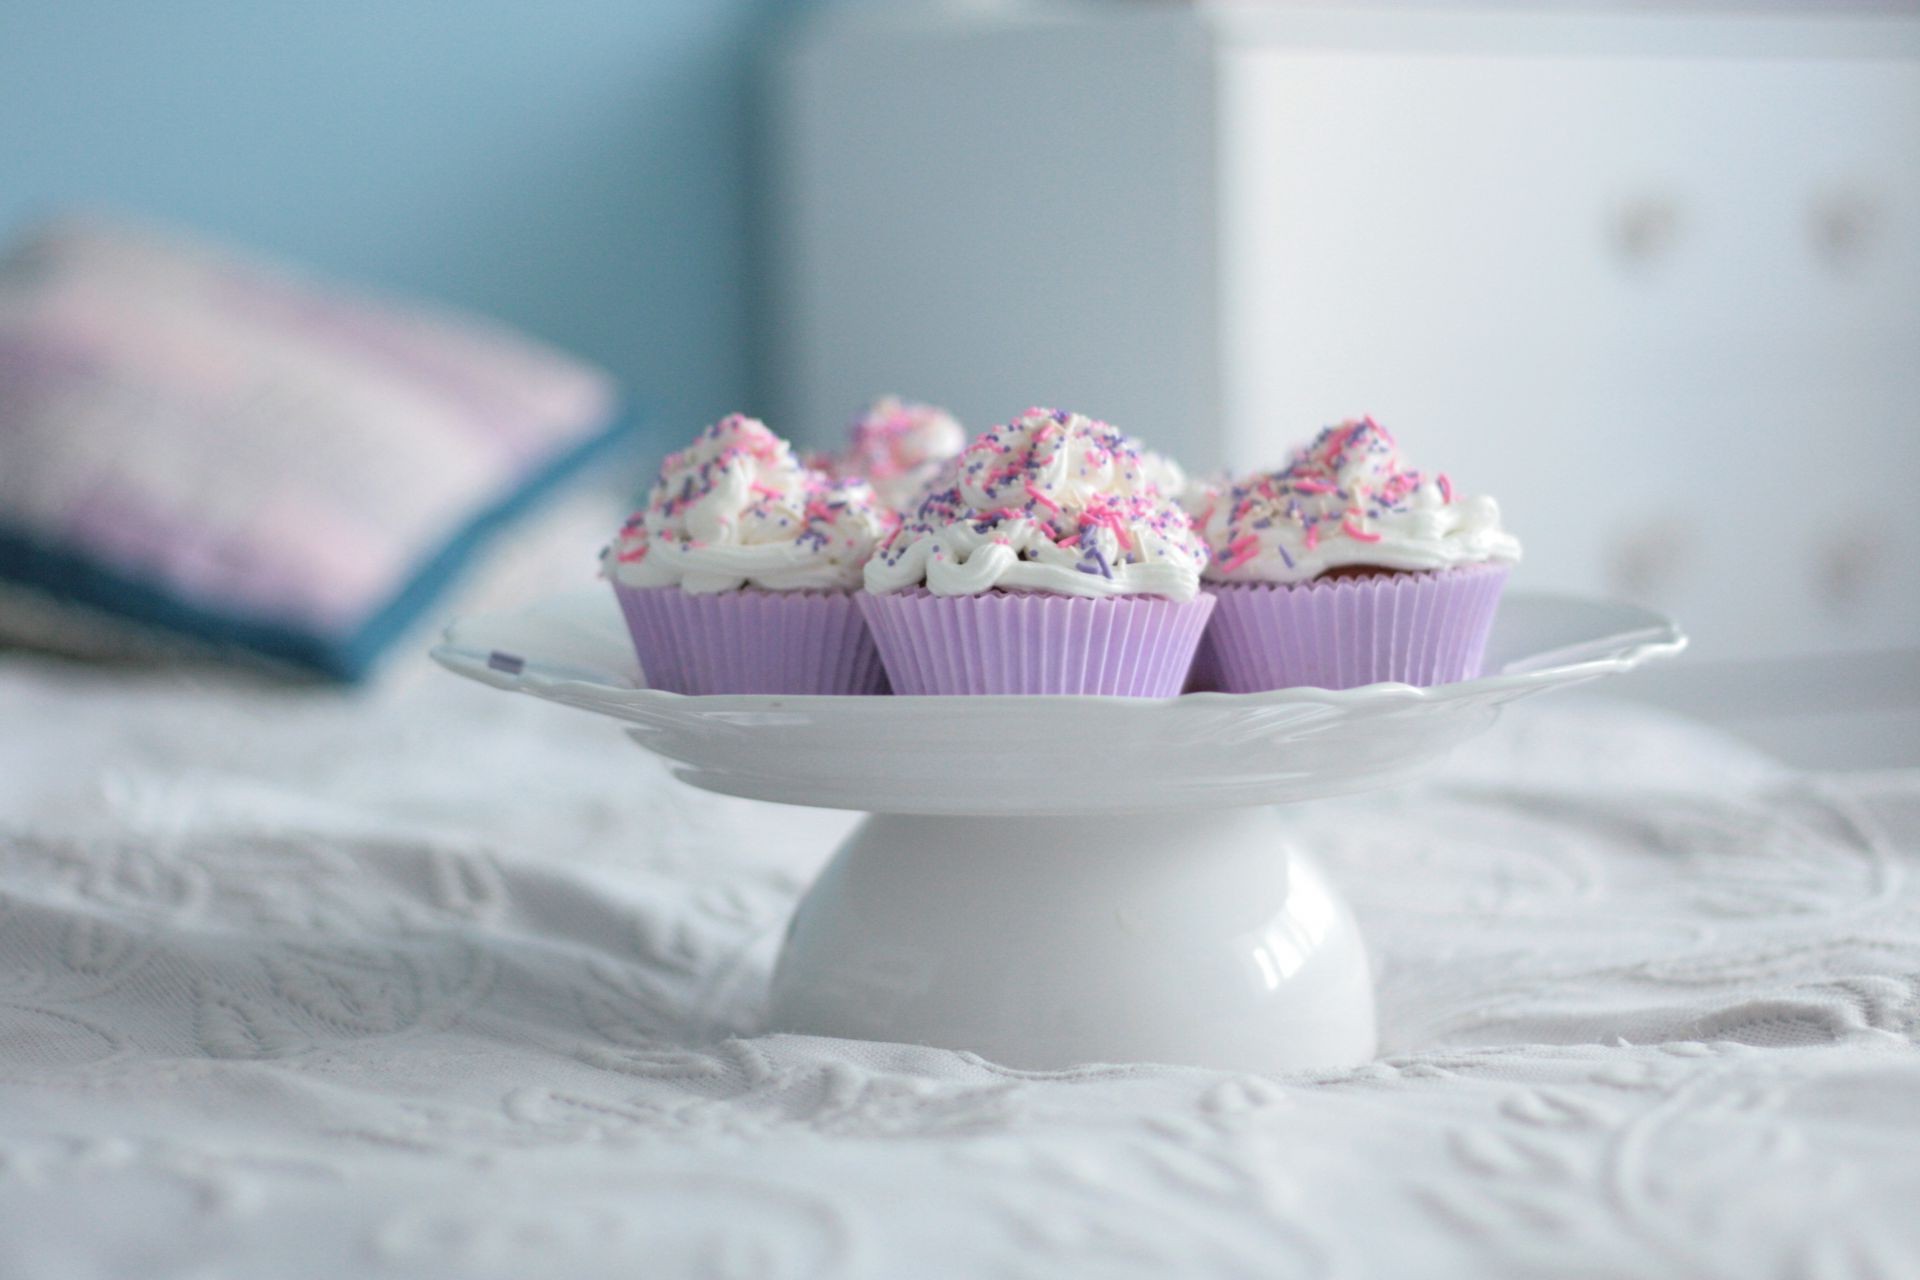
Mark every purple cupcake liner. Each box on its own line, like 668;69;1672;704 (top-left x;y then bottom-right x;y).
613;584;888;696
856;589;1215;697
1205;562;1511;693
1184;630;1223;693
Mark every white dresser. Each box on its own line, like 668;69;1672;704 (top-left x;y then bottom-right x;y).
767;1;1920;762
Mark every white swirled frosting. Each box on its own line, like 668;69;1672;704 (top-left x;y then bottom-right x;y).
603;414;894;593
814;396;967;510
1199;417;1520;585
1138;446;1188;509
863;408;1209;601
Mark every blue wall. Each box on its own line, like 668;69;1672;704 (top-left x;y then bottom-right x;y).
0;0;785;436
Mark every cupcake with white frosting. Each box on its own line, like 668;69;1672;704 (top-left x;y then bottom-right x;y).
813;396;967;511
859;407;1214;696
603;413;894;694
1197;416;1519;691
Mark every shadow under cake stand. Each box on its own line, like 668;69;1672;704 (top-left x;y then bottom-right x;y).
434;589;1683;1074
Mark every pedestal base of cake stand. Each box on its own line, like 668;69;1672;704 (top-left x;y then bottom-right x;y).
765;806;1376;1074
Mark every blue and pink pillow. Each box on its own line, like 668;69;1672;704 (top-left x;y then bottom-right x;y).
0;218;633;679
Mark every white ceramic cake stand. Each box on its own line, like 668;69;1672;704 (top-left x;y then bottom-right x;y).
433;589;1683;1074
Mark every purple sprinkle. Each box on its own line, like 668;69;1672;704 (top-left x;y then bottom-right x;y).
487;651;526;676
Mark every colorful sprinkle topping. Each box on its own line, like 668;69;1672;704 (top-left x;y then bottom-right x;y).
810;396;967;509
604;413;896;593
864;407;1209;600
1201;416;1519;584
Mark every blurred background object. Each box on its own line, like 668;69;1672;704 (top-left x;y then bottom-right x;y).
767;0;1920;764
0;218;631;678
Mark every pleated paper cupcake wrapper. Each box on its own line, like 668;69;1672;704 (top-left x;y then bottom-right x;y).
614;585;889;696
1183;634;1221;694
856;589;1216;697
1205;563;1511;693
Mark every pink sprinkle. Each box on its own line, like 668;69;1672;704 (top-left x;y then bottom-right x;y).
1342;513;1381;543
1305;524;1320;551
1220;534;1262;573
1025;481;1060;514
750;481;783;499
1080;505;1134;552
1057;532;1081;548
1292;478;1334;495
616;543;649;563
1437;473;1453;503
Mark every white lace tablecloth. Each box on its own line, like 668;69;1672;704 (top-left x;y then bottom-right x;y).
3;653;1918;1279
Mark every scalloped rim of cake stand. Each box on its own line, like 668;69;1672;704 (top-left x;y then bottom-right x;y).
432;589;1685;816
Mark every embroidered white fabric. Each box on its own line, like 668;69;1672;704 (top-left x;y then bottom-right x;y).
3;654;1918;1279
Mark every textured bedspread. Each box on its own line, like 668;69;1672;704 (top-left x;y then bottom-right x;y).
3;655;1917;1279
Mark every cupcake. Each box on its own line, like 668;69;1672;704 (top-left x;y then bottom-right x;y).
1197;416;1519;691
811;395;966;510
859;407;1214;696
603;414;894;695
